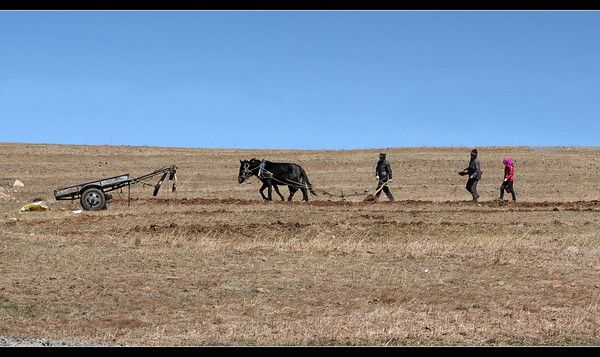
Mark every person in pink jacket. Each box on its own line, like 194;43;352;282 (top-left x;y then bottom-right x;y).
499;157;516;201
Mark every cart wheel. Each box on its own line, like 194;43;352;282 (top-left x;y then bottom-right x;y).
80;188;106;211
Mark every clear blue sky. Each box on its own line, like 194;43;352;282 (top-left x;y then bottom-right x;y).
1;11;599;149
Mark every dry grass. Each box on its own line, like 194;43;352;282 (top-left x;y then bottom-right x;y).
1;143;600;345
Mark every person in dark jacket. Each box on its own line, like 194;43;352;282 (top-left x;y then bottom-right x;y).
498;157;516;201
375;152;395;202
458;149;482;202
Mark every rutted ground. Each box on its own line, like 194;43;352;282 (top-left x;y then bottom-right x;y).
1;143;600;346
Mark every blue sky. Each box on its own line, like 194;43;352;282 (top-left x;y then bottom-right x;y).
1;11;599;149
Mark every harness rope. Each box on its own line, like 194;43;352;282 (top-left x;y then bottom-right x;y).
241;162;388;201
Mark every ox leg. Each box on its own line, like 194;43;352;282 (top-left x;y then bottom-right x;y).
273;185;285;201
259;182;269;200
300;187;310;202
287;186;298;202
266;181;273;201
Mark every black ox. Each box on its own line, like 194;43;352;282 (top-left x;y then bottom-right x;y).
238;158;317;202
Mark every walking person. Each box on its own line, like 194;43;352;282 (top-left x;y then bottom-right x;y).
374;152;395;202
458;149;482;203
498;157;516;201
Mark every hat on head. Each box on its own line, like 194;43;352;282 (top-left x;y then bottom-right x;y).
471;149;478;155
379;152;386;158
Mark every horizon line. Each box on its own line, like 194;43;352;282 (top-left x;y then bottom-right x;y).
1;141;599;151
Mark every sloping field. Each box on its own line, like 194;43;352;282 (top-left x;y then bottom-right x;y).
1;143;600;345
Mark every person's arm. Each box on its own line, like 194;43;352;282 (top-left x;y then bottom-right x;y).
468;163;477;178
469;161;479;178
466;162;476;176
386;162;393;180
506;166;514;181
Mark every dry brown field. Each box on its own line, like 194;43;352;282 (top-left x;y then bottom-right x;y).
1;143;600;346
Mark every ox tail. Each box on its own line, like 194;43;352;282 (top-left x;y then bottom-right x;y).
299;166;318;196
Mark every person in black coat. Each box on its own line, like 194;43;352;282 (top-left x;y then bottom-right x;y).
375;153;395;202
459;149;482;202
